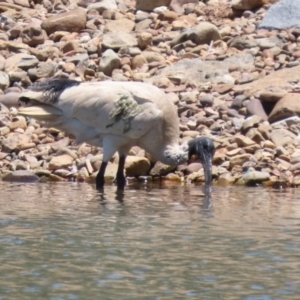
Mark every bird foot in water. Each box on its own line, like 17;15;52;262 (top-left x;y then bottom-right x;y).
116;175;126;190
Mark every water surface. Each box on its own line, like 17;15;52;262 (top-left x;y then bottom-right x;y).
0;182;300;299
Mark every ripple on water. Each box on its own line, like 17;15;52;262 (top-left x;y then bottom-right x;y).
0;183;299;299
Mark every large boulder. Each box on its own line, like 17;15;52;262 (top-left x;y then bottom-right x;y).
259;0;300;30
41;8;87;35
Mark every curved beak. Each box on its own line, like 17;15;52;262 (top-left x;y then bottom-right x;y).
188;137;215;193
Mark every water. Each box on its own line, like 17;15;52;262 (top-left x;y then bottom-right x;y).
0;182;300;300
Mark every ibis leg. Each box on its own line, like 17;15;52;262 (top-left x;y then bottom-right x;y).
96;161;108;189
116;155;126;189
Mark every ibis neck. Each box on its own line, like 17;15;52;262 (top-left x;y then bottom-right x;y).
159;144;188;166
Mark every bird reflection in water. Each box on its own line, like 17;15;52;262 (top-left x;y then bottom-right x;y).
93;183;213;214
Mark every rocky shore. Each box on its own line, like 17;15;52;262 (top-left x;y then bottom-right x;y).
1;0;300;188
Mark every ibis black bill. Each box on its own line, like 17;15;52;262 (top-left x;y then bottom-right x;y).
188;137;215;193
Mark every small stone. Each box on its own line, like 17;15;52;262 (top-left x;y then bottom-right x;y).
199;94;214;107
230;154;252;169
137;32;153;50
170;22;221;47
150;161;176;176
87;0;117;13
21;22;47;47
231;0;265;11
131;54;148;70
218;172;236;185
242;115;262;132
246;99;268;121
49;154;74;170
0;72;9;91
125;156;151;176
136;0;171;11
99;49;121;76
186;162;202;175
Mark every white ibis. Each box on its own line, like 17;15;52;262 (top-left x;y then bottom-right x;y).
18;79;215;191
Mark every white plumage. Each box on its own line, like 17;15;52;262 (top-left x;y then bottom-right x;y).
18;79;215;190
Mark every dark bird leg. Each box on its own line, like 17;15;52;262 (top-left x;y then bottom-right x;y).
96;161;108;190
188;137;215;194
116;155;126;190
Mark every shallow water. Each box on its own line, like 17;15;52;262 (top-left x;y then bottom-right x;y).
0;181;300;300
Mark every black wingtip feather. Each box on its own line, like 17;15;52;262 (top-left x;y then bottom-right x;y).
28;78;81;103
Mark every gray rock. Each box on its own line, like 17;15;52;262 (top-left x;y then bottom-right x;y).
231;95;247;110
135;19;153;31
99;49;121;76
65;54;89;64
232;118;244;131
36;62;57;78
17;55;39;70
259;0;300;30
242;115;262;132
2;170;40;183
199;94;214;107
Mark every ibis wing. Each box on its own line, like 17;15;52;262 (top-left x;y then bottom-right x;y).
55;82;165;140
